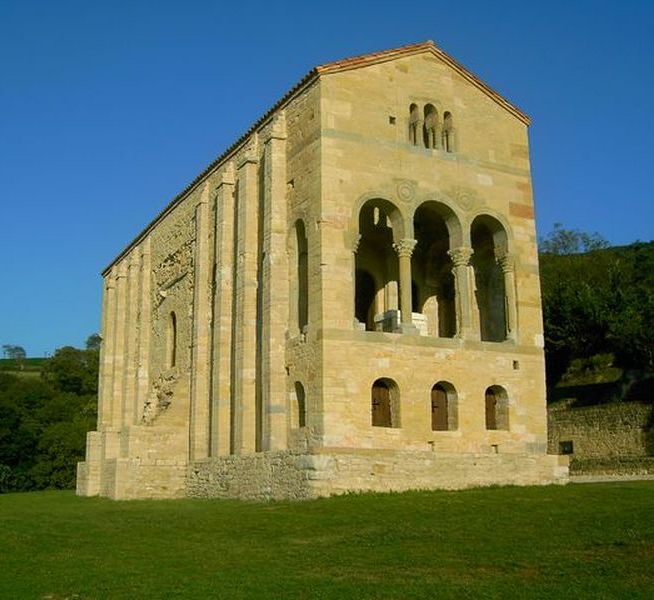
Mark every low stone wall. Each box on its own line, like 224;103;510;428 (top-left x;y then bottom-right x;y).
548;402;652;458
187;450;569;501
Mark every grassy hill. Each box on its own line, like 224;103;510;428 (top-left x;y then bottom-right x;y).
0;357;46;379
1;483;653;598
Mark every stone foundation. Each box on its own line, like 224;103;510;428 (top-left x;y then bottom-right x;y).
187;450;569;501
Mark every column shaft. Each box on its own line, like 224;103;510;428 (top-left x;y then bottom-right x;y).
189;187;212;460
135;237;151;423
232;144;259;454
448;246;476;340
210;166;236;456
261;115;288;451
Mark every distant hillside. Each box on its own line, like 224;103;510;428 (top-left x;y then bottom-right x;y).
0;357;46;378
539;239;654;393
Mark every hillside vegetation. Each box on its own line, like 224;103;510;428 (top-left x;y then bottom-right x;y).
540;236;654;396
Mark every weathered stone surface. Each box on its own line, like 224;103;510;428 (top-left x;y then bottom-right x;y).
77;42;567;501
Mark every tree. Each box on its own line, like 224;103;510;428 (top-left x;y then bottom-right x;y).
2;344;26;370
539;223;609;255
0;335;99;493
41;346;99;396
85;333;102;351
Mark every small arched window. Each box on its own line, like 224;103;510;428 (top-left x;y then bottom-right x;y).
485;385;509;430
442;112;454;153
371;378;400;428
294;381;306;428
409;104;420;146
431;381;457;431
423;104;438;149
167;311;177;368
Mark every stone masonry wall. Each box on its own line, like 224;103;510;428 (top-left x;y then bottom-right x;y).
187;450;568;501
548;402;652;457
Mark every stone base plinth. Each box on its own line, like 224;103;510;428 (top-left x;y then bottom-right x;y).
187;449;569;501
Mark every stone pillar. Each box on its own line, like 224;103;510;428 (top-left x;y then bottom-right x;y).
348;233;361;326
189;185;212;460
232;139;259;454
98;269;116;429
261;113;288;451
111;261;128;427
393;238;417;331
498;252;518;342
448;246;476;340
135;237;151;423
122;251;140;427
210;164;235;457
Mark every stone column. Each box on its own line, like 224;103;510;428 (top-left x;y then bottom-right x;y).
448;246;476;340
210;164;235;457
498;252;518;342
98;269;116;429
189;185;212;460
393;238;417;331
232;139;259;454
348;233;361;327
135;237;151;423
111;261;128;427
261;113;288;451
122;251;140;427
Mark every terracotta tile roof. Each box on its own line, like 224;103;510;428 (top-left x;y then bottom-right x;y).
103;41;529;274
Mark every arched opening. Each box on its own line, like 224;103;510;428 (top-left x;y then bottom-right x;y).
409;103;420;145
431;381;458;431
354;199;402;332
167;311;177;368
442;111;454;152
423;104;438;149
293;381;306;428
371;378;400;428
485;385;509;430
412;202;459;337
295;219;309;332
471;216;508;342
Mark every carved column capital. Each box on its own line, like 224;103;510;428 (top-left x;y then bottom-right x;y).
448;246;473;267
393;238;417;259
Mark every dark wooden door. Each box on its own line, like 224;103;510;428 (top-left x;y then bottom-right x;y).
372;383;391;427
431;386;448;431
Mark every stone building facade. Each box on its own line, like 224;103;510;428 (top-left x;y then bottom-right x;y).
77;42;568;500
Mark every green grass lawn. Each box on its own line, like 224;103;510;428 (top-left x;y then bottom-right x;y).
1;483;653;599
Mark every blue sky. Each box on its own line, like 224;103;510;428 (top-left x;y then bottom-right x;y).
1;0;653;356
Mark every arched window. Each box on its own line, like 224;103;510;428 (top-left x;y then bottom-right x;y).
485;385;509;430
371;378;400;428
471;216;508;342
295;220;309;332
354;198;403;332
423;104;438;149
412;202;460;338
293;381;306;428
167;311;177;368
409;103;420;145
442;112;454;152
431;381;457;431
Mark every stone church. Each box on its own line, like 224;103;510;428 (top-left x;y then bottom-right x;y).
77;41;568;500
